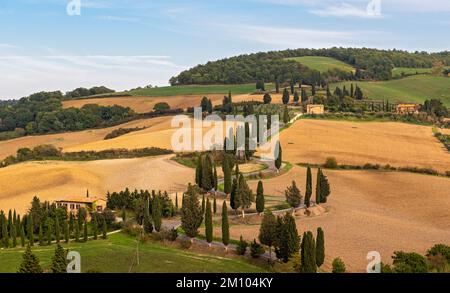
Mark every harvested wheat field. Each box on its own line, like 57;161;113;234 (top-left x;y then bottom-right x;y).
0;155;194;214
241;166;450;272
266;119;450;172
0;117;175;160
62;95;225;113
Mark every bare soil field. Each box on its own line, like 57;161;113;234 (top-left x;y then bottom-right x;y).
266;119;450;172
0;116;174;160
62;95;224;113
0;155;194;214
239;166;450;272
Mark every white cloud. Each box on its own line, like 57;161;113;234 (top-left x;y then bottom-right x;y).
310;3;382;18
96;15;141;22
0;55;187;99
224;24;377;48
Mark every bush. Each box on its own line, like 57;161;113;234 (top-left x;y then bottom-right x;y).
104;127;145;140
236;235;248;255
324;157;338;169
180;238;192;249
153;102;170;112
427;244;450;264
122;222;143;237
392;251;429;273
250;239;265;258
332;258;346;273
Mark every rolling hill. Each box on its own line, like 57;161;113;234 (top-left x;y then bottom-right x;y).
286;56;355;73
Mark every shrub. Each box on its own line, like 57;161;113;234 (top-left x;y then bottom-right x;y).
324;157;338;169
122;222;143;237
427;244;450;264
180;238;192;249
250;239;265;258
153;102;170;112
332;257;346;273
392;251;429;273
236;235;248;255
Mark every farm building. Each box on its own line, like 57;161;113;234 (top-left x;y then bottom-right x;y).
55;194;106;217
307;104;325;115
396;104;420;114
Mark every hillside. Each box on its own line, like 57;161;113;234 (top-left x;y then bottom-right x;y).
286;56;355;73
331;75;450;106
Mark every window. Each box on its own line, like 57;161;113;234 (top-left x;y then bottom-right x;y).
76;204;80;210
70;204;75;210
97;206;103;212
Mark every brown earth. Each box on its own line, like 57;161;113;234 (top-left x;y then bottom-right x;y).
0;155;194;215
260;119;450;172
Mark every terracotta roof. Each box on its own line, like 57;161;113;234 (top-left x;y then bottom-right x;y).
56;197;104;204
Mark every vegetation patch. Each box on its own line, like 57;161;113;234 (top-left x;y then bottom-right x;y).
104;127;147;140
286;56;355;73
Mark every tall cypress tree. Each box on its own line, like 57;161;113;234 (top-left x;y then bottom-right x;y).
17;245;43;273
93;216;98;240
213;197;217;214
221;201;230;250
46;221;52;245
230;177;238;213
223;156;232;194
180;184;203;239
20;225;26;247
315;168;322;204
236;174;254;218
205;199;213;246
74;222;80;242
282;88;290;104
293;91;300;103
38;224;44;246
51;244;67;273
175;193;179;211
11;222;17;248
55;217;60;243
256;180;265;214
144;197;153;233
320;171;331;203
275;214;299;263
152;195;162;232
305;166;312;208
64;220;69;243
201;155;214;191
275;141;282;171
83;219;88;242
316;227;325;268
259;211;277;261
1;215;9;248
195;155;203;188
213;164;218;191
69;213;74;237
301;231;317;273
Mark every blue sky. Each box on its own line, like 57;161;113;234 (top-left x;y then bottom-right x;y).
1;0;449;99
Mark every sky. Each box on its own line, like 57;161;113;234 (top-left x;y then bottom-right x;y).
0;0;449;99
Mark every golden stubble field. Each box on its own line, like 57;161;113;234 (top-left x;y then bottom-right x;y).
0;155;194;215
242;166;450;272
266;119;450;173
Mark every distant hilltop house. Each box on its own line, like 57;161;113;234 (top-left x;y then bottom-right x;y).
396;103;420;115
307;104;325;115
55;193;106;218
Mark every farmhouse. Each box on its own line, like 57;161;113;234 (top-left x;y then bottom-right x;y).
55;194;106;216
307;104;325;115
396;103;420;114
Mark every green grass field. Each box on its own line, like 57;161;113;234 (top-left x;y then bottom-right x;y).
0;233;266;273
392;67;432;78
120;83;269;97
331;75;450;106
286;56;355;73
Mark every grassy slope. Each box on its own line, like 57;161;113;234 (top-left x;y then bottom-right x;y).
286;56;355;73
0;233;266;273
332;75;450;106
120;84;269;97
392;67;432;78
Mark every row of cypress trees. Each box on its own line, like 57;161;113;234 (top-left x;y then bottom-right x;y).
17;244;68;273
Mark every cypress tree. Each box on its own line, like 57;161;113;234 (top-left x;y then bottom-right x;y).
11;222;17;248
230;178;238;213
305;166;312;208
1;215;9;248
152;195;162;232
175;193;179;211
235;162;240;179
195;155;203;188
223;156;232;194
7;209;12;232
180;184;203;239
144;197;153;233
319;171;331;203
283;106;289;124
259;211;277;261
221;201;230;249
46;222;52;245
256;180;265;214
38;224;44;246
301;231;317;273
28;216;34;246
51;244;67;273
17;245;43;273
55;217;60;243
201;155;214;191
201;194;206;214
213;164;218;191
316;227;325;268
293;91;299;103
282;88;290;104
315;168;322;204
301;88;308;102
275;141;282;170
205;199;213;246
74;222;80;242
275;214;299;263
83;219;88;242
285;180;302;210
64;220;69;243
237;174;253;218
69;213;74;237
102;218;107;239
20;225;26;247
213;197;217;214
